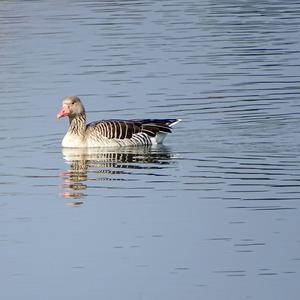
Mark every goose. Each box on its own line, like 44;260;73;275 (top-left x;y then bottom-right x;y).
57;96;181;148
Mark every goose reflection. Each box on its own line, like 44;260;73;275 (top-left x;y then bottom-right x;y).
60;145;173;202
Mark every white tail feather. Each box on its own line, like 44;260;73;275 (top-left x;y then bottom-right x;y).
169;119;182;127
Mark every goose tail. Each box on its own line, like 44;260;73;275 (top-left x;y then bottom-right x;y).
169;119;181;127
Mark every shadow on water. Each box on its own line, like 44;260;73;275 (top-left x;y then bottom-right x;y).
59;145;173;202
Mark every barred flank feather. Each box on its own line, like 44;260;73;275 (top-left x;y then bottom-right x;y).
87;119;178;140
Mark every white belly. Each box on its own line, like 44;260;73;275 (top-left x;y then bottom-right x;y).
61;132;165;148
62;133;86;148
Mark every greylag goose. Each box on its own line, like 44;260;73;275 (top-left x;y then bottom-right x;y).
57;96;180;148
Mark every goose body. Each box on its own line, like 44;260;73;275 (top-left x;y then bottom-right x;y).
57;96;180;148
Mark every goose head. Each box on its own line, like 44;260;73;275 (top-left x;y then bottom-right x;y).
57;96;85;119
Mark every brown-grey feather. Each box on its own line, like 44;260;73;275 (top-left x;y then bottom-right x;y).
85;120;173;140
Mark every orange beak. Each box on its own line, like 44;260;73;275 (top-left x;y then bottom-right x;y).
57;105;70;119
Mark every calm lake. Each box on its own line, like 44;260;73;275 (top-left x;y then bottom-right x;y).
1;1;300;299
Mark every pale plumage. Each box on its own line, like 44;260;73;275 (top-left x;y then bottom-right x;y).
57;96;181;148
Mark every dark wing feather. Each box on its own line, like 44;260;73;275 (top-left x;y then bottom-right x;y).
87;119;177;140
87;120;143;139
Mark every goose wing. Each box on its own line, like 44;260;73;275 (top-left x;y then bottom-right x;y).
86;119;177;140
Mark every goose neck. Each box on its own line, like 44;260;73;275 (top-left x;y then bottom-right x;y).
68;114;86;135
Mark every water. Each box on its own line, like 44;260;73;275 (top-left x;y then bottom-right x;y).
1;1;300;299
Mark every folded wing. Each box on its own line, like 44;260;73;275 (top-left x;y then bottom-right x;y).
87;119;179;140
